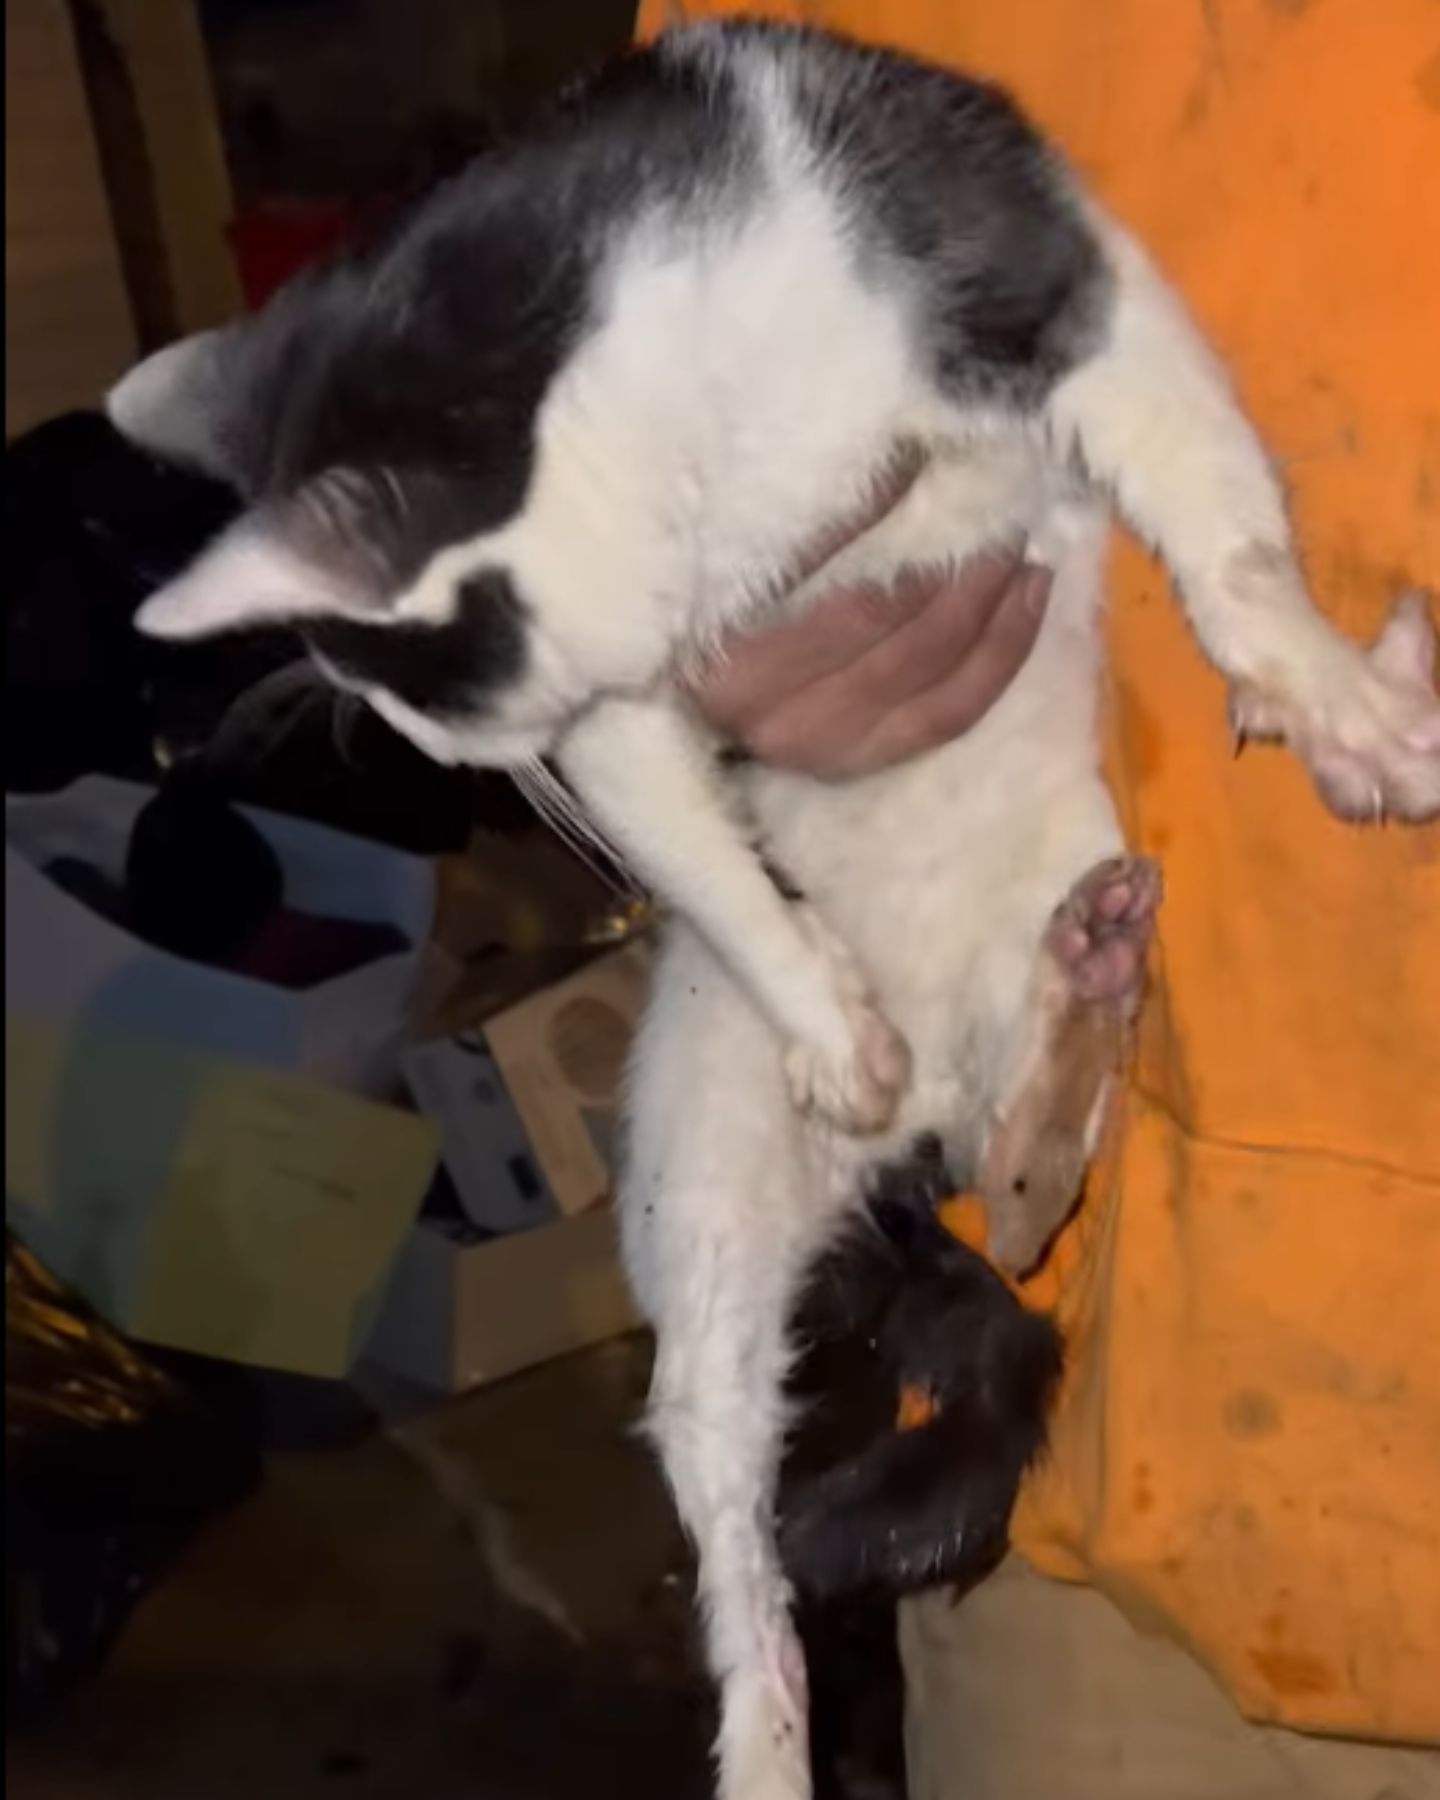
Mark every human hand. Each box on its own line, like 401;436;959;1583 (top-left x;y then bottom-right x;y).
692;551;1053;779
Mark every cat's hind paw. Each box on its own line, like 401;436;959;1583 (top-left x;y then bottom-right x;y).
981;855;1159;1276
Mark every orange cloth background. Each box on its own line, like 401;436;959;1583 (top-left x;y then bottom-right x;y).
641;0;1440;1741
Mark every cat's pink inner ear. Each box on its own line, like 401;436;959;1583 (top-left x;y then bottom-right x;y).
134;518;360;641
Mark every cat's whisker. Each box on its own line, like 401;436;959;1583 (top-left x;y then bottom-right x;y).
514;760;618;888
524;773;619;889
199;660;333;775
513;759;584;857
330;690;368;768
538;762;646;897
514;758;641;896
380;467;408;520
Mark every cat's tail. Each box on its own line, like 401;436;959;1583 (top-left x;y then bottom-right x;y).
778;1219;1062;1603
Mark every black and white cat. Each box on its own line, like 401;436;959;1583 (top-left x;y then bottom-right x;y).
108;21;1439;1798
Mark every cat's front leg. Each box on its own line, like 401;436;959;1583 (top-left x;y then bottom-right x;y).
556;691;910;1132
779;900;912;1132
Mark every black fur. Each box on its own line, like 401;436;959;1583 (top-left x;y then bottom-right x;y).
304;569;528;716
781;1142;1062;1799
780;1167;1061;1602
701;20;1110;403
801;1599;908;1800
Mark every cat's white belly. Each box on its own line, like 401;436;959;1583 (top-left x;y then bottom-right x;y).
622;492;1121;1316
756;486;1115;1105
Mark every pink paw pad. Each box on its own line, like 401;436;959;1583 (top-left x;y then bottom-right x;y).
1045;856;1162;1007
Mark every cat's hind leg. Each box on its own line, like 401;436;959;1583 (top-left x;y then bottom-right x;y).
624;932;841;1800
1049;218;1440;822
980;854;1161;1274
649;1248;812;1800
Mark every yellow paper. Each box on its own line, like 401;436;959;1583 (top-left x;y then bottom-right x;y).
6;1013;437;1376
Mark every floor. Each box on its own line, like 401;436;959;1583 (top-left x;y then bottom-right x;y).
8;1337;716;1800
15;1309;1440;1800
12;1326;1440;1800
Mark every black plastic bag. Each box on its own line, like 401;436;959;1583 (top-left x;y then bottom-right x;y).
4;410;515;851
5;1236;262;1721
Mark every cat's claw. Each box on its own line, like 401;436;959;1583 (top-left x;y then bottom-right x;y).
1228;591;1440;823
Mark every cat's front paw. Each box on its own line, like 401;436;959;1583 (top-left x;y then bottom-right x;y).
784;1001;911;1135
1230;591;1440;822
783;904;911;1135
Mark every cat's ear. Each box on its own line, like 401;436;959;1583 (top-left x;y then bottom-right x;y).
107;331;241;483
135;512;364;642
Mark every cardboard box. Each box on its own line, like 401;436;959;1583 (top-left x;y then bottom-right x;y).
483;942;651;1218
362;1206;640;1394
366;941;653;1392
402;1030;560;1237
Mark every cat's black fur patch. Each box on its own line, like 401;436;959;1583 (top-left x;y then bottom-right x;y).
865;1128;955;1224
198;38;759;595
714;20;1110;403
782;1147;1062;1797
304;570;529;716
780;1179;1061;1602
